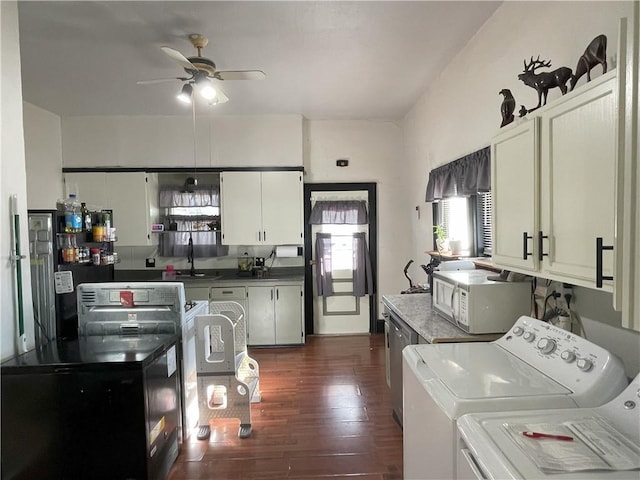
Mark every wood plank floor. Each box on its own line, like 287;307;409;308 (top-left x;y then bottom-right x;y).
168;334;403;480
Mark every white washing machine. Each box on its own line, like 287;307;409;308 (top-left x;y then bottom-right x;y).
402;315;629;480
457;374;640;479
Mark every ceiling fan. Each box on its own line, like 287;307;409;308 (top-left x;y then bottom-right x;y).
138;34;266;105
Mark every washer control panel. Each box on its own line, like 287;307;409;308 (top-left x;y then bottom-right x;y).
495;316;626;403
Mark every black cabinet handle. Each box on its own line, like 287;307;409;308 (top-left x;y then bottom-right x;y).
596;237;614;288
538;231;549;262
258;231;262;242
523;232;533;259
263;231;266;242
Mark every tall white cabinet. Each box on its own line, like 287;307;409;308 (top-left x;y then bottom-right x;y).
64;171;158;246
220;171;303;245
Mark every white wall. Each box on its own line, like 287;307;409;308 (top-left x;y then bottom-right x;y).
61;114;303;168
1;2;35;360
304;119;412;310
23;102;63;208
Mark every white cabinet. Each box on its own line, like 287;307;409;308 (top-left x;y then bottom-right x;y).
184;286;210;302
246;283;304;345
491;73;618;292
220;171;303;245
491;119;539;272
618;7;640;331
64;172;158;246
539;74;617;290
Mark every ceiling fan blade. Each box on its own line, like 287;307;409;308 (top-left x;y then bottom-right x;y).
137;77;187;85
217;70;266;81
161;46;196;71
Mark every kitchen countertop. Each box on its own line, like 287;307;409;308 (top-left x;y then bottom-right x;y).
114;268;304;284
381;294;501;344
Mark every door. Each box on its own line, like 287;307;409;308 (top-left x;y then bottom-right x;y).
261;171;303;245
539;76;617;288
305;185;377;335
221;171;262;245
246;285;275;345
274;285;302;344
491;119;539;272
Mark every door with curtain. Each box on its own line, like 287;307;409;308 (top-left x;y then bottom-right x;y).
305;185;377;335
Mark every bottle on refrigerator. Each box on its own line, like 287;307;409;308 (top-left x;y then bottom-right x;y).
81;202;92;233
64;194;82;233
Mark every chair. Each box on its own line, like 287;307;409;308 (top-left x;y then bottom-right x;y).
194;301;260;440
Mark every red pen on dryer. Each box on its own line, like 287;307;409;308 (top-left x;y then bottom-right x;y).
522;431;574;441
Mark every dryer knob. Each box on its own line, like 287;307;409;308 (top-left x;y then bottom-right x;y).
537;338;556;354
560;350;576;363
577;358;594;372
523;331;536;342
513;326;524;336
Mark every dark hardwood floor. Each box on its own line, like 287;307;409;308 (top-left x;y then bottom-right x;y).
168;334;403;480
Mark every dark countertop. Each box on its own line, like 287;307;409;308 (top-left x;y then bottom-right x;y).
115;267;304;284
1;334;178;372
382;294;501;344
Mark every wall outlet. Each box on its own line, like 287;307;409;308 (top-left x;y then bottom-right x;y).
146;258;155;268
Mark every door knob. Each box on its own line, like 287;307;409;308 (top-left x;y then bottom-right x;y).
309;260;316;266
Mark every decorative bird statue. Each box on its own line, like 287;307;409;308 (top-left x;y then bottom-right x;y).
499;89;516;127
519;105;528;118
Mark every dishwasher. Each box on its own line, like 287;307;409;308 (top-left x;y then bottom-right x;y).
386;310;419;426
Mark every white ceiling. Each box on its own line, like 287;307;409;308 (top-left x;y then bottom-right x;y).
17;1;501;120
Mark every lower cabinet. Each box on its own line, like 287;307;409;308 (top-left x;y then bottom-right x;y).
247;284;304;346
184;286;210;303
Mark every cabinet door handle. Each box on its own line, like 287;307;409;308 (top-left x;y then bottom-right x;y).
263;231;267;242
538;231;549;262
258;231;262;242
270;290;273;301
595;237;614;288
276;288;279;301
522;232;533;259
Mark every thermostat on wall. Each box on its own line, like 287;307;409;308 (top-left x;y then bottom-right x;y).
151;224;164;232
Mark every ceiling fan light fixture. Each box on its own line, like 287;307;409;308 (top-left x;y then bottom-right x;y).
200;84;217;100
177;83;193;104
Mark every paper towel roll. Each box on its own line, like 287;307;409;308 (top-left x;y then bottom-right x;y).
276;246;300;257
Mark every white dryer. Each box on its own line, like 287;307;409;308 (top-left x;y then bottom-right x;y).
457;374;640;479
402;316;629;480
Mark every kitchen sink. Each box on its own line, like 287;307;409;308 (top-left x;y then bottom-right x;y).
175;273;223;281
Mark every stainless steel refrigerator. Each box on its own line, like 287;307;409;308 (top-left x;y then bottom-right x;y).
28;210;114;343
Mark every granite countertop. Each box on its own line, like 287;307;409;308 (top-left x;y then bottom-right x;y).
381;294;501;344
114;268;304;284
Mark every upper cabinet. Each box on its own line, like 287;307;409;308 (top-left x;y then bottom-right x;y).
491;119;539;272
64;172;158;246
220;171;303;245
538;74;617;290
491;11;640;332
492;73;617;290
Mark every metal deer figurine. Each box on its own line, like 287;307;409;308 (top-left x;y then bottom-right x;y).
570;34;607;91
517;55;572;112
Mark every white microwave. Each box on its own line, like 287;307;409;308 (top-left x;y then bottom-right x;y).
432;270;531;334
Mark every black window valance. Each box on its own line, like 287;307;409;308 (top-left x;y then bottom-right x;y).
308;200;368;225
425;146;491;202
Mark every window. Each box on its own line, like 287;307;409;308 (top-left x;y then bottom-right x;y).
433;193;492;257
158;184;227;257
